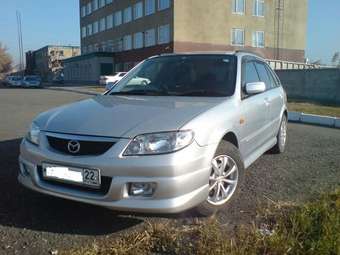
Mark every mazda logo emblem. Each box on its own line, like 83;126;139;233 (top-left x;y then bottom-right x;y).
67;140;80;154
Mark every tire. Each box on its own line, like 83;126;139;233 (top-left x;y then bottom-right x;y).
271;115;287;154
194;140;245;217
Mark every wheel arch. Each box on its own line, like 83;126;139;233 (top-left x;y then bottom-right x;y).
221;131;239;149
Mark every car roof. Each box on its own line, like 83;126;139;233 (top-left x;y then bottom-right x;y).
152;51;265;61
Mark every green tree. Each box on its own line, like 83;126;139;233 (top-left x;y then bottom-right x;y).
0;43;12;78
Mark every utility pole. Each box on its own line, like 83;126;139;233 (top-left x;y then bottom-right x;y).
16;11;24;78
274;0;285;60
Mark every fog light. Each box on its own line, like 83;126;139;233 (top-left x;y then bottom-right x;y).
20;162;31;176
129;183;156;197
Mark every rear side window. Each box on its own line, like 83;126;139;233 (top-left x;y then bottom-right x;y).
255;62;273;90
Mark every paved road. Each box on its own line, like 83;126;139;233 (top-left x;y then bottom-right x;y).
0;87;339;254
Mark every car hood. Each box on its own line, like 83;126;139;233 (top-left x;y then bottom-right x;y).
35;95;225;138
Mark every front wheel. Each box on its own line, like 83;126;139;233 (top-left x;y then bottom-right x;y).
194;141;245;217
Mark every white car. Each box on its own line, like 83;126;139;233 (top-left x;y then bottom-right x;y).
100;72;127;90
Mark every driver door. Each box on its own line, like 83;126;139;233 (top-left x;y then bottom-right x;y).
239;58;270;159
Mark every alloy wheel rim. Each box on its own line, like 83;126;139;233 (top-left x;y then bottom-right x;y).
207;155;238;206
280;118;287;146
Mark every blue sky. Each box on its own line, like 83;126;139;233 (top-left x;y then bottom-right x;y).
0;0;339;65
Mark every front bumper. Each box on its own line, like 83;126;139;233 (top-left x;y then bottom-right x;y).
18;134;217;213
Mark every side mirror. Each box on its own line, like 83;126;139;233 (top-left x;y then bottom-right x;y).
245;82;266;95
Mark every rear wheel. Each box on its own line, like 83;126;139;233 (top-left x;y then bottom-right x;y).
195;141;245;217
271;115;287;154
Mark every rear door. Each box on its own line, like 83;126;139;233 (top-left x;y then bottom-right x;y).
254;61;283;138
239;58;270;159
265;64;285;133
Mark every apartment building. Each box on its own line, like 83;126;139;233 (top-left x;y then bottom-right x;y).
64;0;307;82
27;45;80;81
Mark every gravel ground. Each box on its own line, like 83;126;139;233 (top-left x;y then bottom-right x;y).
0;87;339;255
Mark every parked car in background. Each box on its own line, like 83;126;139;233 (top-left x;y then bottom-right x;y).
19;52;287;216
100;72;127;90
23;76;42;88
6;76;23;87
52;73;64;84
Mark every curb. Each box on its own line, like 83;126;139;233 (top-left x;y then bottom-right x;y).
288;111;340;129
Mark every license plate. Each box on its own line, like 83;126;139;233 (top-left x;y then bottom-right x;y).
42;164;101;188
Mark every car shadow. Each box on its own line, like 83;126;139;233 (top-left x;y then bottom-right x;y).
0;138;143;236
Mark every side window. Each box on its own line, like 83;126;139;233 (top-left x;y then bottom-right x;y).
241;60;260;98
243;61;260;85
254;62;272;90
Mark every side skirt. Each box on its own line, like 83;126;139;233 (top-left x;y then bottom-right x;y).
243;137;277;169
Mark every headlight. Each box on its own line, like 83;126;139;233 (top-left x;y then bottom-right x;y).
26;122;40;145
123;130;194;156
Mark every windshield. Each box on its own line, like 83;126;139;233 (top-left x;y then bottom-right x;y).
109;55;237;97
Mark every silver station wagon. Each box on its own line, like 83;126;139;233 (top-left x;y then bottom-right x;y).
19;52;287;216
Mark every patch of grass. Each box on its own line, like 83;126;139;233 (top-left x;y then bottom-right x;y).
63;189;340;255
288;101;340;117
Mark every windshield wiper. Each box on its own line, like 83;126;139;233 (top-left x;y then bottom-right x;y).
174;89;227;97
109;90;168;96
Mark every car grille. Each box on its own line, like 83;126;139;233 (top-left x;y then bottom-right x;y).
46;135;115;156
37;167;112;195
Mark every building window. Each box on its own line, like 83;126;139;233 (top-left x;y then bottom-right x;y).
114;11;122;26
231;28;245;46
100;17;106;32
158;0;170;10
145;0;155;15
93;21;99;34
101;41;107;51
134;32;144;49
116;38;123;52
252;31;265;47
232;0;245;14
92;0;98;11
123;35;132;50
134;2;143;20
123;7;132;23
106;14;113;29
81;26;86;38
81;6;86;17
107;40;114;52
88;45;93;53
158;24;170;44
87;24;93;36
145;28;156;47
106;0;113;4
99;0;105;8
86;2;92;15
253;0;264;16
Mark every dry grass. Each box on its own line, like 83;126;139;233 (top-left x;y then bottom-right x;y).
288;101;340;117
63;189;340;255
